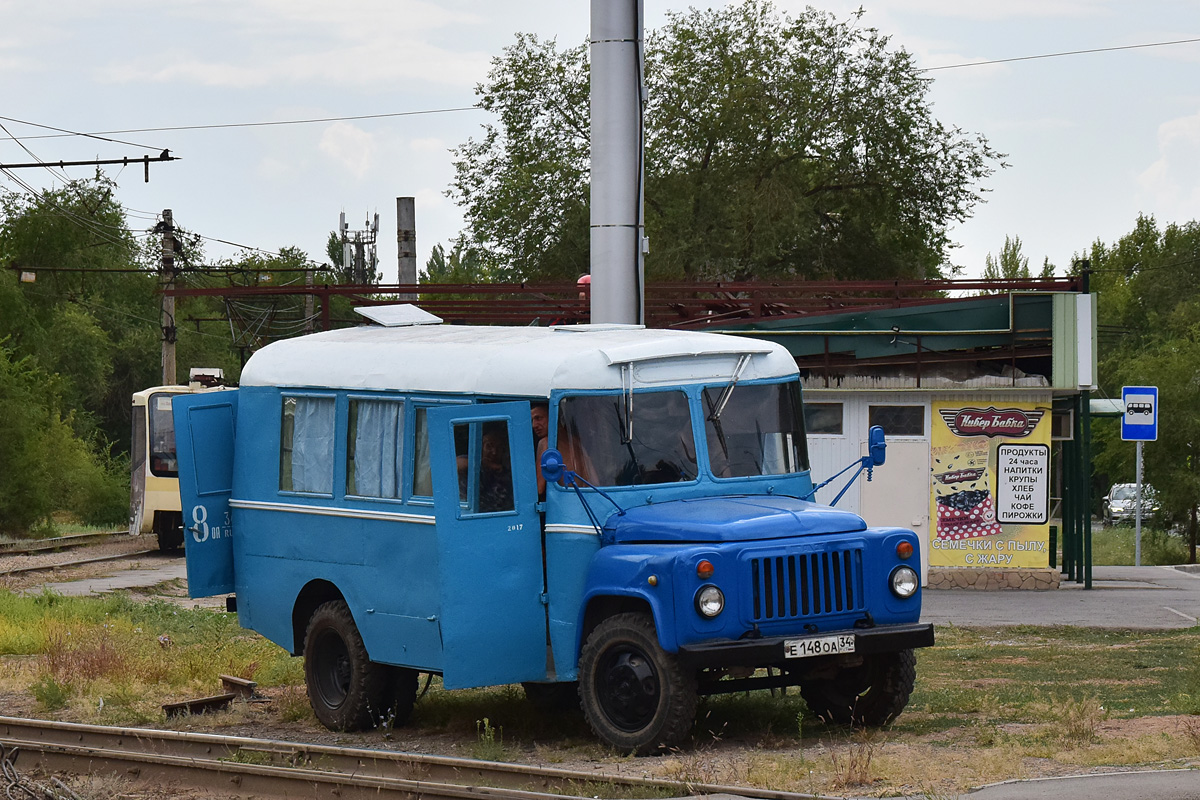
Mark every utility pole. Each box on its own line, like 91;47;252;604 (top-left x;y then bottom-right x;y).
338;212;379;284
160;209;177;385
590;0;646;324
397;197;416;298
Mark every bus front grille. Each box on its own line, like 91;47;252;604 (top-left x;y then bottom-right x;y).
749;549;865;621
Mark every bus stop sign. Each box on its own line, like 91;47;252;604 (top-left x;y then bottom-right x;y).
1121;386;1158;442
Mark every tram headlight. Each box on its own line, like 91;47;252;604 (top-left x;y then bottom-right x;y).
889;565;919;599
695;585;725;618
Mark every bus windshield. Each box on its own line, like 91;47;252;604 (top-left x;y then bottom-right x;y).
557;390;697;487
148;393;180;478
703;380;808;478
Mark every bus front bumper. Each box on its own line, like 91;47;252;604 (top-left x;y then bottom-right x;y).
678;622;934;669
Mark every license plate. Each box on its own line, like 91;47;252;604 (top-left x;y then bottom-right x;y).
784;634;856;659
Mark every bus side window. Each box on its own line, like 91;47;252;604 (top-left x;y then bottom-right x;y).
412;406;433;498
346;398;404;499
454;419;515;515
280;395;336;495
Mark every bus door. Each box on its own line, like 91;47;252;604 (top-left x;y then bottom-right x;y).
173;392;239;597
428;402;545;689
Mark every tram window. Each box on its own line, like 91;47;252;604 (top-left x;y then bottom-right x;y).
279;395;335;494
347;399;405;499
148;393;179;477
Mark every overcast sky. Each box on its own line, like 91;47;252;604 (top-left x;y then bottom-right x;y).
2;0;1197;282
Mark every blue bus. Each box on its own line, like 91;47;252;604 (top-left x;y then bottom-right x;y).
174;306;932;754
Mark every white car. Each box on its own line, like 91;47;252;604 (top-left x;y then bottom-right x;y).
1104;483;1159;526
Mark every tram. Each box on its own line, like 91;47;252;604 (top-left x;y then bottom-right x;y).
130;369;225;550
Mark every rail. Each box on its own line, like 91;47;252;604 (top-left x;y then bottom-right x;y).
0;717;835;800
0;532;125;556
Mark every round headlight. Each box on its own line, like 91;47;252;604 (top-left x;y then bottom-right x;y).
695;585;725;618
890;566;919;598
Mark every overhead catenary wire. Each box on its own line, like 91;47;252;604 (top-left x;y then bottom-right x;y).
919;36;1200;73
1;105;481;143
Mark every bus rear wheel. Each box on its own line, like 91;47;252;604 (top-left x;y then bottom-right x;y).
304;600;388;731
578;612;697;755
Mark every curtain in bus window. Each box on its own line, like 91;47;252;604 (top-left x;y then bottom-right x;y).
412;407;432;497
349;399;403;498
284;396;335;494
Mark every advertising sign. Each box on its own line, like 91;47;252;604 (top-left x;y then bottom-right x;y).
995;443;1050;525
929;403;1052;569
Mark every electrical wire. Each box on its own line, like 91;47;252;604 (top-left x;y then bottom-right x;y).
0;114;166;150
3;106;481;143
920;36;1200;73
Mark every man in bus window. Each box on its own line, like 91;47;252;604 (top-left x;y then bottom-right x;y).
531;402;549;496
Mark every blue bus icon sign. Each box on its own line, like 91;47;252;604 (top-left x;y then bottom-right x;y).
1121;386;1158;441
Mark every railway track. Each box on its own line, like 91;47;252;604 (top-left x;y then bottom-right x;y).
0;716;832;800
0;532;126;556
0;549;161;578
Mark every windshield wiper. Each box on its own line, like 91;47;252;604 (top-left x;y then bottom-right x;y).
708;353;752;423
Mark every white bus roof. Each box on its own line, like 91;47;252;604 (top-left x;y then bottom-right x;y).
240;323;798;396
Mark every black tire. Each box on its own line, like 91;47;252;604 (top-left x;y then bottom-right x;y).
800;649;917;727
578;612;697;755
522;681;580;714
303;600;389;731
381;666;419;727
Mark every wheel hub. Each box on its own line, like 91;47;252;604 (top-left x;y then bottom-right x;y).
598;648;660;732
314;630;351;707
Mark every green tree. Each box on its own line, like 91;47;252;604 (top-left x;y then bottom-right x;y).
0;343;125;533
1090;215;1200;562
421;240;502;284
0;175;159;446
449;0;1002;282
982;235;1030;281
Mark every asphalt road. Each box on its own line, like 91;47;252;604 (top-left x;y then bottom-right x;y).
921;565;1200;629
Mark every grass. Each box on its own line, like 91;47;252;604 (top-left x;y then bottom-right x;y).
0;591;299;721
2;590;1199;796
1091;524;1191;566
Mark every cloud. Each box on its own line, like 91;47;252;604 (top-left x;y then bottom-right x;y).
1136;108;1200;218
410;137;448;154
319;122;377;178
86;0;490;90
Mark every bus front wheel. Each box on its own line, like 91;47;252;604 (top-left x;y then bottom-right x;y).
303;600;388;731
800;649;917;726
578;612;697;755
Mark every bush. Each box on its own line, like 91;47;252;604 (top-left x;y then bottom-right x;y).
0;342;129;534
1091;525;1189;566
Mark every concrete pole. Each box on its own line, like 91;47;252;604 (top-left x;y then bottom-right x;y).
160;209;177;385
590;0;645;325
397;197;416;299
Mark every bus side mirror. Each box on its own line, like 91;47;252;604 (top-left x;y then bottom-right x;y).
540;448;566;484
868;425;886;466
